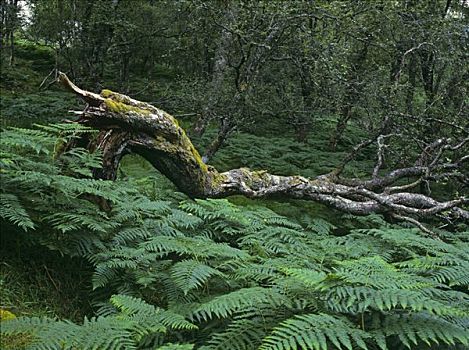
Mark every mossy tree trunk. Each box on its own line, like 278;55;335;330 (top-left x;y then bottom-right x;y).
57;73;468;229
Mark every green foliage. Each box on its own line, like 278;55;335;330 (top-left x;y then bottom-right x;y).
2;0;468;347
199;129;373;179
0;193;34;230
1;316;136;350
1;128;468;350
260;314;369;350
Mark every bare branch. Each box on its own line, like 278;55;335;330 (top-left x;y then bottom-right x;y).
391;213;440;239
57;72;104;106
373;134;393;178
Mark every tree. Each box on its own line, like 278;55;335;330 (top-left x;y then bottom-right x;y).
57;72;468;234
1;0;21;65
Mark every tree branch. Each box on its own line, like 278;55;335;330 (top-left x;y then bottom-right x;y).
57;73;468;223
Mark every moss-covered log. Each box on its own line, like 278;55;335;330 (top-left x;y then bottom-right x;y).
57;73;468;225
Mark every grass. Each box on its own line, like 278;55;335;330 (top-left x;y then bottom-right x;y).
0;226;93;322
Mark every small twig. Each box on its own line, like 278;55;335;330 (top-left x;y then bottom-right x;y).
394;42;434;86
416;138;447;166
331;116;391;177
391;213;441;239
386;178;423;193
39;68;57;91
449;137;469;151
43;265;61;292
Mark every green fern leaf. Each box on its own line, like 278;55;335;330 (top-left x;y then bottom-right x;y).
171;260;225;295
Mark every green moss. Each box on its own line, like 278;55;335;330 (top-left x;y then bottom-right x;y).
153;132;208;174
102;89;208;179
211;172;228;187
235;169;270;188
178;129;207;172
101;90;184;131
0;309;16;321
171;114;180;127
251;170;268;181
104;98;151;116
288;176;305;186
189;143;208;172
100;89;114;98
100;89;131;105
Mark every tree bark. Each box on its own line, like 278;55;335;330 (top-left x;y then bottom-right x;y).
329;39;370;150
406;53;417;115
1;0;19;65
191;4;236;137
199;8;287;160
419;48;435;107
57;73;468;224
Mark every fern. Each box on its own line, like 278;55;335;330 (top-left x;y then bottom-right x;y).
0;295;196;350
192;287;289;321
329;256;427;290
205;319;266;350
110;294;197;330
260;313;370;350
157;344;194;350
0;193;34;230
0;316;136;350
171;260;224;295
144;235;248;260
432;264;469;286
2;124;468;349
374;313;469;349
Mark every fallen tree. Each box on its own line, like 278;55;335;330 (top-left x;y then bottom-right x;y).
57;72;468;232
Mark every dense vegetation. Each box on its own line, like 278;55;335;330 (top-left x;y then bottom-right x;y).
1;1;468;349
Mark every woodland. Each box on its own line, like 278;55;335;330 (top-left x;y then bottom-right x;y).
0;0;468;349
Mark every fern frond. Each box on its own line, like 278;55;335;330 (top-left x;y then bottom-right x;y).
280;267;327;288
45;210;117;233
157;344;194;350
0;193;34;230
432;264;469;287
325;286;465;316
171;260;224;295
110;294;197;330
0;316;137;350
192;287;289;321
0;127;54;154
260;313;369;350
375;313;469;349
305;218;336;235
207;319;266;350
330;256;426;290
143;235;248;259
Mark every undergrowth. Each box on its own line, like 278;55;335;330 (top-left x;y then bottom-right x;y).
0;124;468;350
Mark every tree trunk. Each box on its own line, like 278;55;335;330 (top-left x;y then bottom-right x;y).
329;40;370;150
57;73;468;224
197;11;286;159
201;117;234;163
191;4;236;137
9;29;14;65
1;0;19;65
419;49;435;107
406;54;417;115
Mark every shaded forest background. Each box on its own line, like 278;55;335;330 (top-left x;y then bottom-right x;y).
0;1;468;349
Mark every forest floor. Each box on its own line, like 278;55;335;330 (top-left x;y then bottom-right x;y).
1;41;376;321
